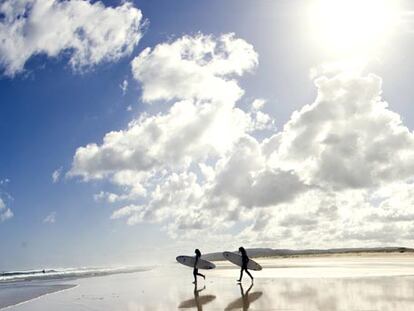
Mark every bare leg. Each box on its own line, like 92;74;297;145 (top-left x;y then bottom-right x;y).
245;269;253;282
193;270;198;284
237;268;243;282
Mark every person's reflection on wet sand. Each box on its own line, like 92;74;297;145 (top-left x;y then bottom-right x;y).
178;283;216;310
225;282;263;310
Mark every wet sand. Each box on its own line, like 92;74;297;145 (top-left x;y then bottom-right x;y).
4;255;414;310
0;283;76;310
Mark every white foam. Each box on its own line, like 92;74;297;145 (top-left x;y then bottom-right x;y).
0;266;152;283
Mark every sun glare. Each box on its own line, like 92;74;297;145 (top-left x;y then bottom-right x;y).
308;0;401;57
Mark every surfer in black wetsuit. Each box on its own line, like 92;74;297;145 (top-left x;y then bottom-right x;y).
193;249;205;284
238;247;253;283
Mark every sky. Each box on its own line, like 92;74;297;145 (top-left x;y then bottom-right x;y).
1;0;414;270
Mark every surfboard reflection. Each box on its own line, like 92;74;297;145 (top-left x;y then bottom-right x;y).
178;284;216;310
224;283;263;310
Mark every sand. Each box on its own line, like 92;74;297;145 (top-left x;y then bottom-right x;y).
0;283;76;310
4;254;414;310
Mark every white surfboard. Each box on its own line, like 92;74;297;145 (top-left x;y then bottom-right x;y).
222;252;262;271
176;256;216;270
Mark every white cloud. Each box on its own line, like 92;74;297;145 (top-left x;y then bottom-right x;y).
70;33;265;234
253;110;274;130
251;99;266;111
94;191;120;203
0;0;144;76
309;59;366;80
0;197;13;222
111;204;143;225
209;136;308;208
70;32;414;247
271;74;414;190
94;190;142;203
52;167;62;183
70;33;259;186
131;33;258;103
233;73;414;247
250;99;275;131
69;99;252;181
120;79;128;95
111;172;225;237
239;183;414;248
43;211;56;224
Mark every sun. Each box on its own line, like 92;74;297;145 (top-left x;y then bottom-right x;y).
308;0;402;58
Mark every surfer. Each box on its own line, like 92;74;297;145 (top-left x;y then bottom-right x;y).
237;247;253;283
193;249;206;284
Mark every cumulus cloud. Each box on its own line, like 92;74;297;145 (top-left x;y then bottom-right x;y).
251;99;266;111
70;33;280;234
0;0;144;76
232;73;414;247
249;99;275;131
70;99;252;180
210;136;307;208
240;184;414;248
366;182;414;225
70;31;414;246
69;33;259;188
131;33;258;103
111;204;142;221
94;188;145;203
271;74;414;190
111;171;229;238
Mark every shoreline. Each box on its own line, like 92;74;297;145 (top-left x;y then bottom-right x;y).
4;257;414;310
0;284;77;310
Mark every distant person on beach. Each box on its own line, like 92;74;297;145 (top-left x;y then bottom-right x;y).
238;247;254;283
193;249;206;284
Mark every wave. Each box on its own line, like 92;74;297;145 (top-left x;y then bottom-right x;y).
0;266;152;283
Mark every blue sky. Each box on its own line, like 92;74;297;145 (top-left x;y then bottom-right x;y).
1;0;414;270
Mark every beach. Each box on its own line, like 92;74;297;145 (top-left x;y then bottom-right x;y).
3;254;414;310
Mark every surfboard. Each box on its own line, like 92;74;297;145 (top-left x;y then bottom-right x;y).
222;252;262;271
176;256;216;270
